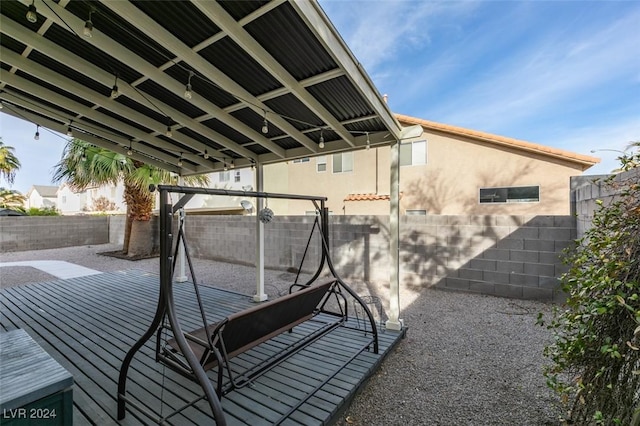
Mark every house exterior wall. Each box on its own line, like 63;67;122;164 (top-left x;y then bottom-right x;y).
26;191;56;209
264;130;590;216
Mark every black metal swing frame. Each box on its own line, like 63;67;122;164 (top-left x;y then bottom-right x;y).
117;185;379;425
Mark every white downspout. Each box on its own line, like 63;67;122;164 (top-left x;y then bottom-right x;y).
386;140;403;330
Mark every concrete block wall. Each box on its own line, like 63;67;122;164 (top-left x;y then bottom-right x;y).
0;216;109;252
330;215;574;301
573;168;639;238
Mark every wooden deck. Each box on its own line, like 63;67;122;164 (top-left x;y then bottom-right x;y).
0;270;404;425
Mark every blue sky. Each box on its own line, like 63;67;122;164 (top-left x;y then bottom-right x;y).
2;0;639;194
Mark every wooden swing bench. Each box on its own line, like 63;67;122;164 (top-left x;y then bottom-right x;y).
158;279;377;403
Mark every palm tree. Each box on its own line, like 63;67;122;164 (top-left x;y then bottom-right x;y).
53;139;209;258
0;138;25;213
0;138;21;186
0;188;26;212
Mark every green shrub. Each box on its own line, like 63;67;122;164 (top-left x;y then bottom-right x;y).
540;145;640;424
27;206;60;216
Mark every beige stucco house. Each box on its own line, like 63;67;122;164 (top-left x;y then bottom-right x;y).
264;114;599;215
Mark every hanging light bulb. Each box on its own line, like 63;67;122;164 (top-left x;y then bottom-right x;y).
318;129;325;149
223;158;228;171
203;149;209;160
184;71;194;99
66;121;73;137
83;9;94;38
177;153;183;167
110;74;119;99
34;125;40;140
230;160;235;169
127;142;133;156
165;117;172;137
261;110;269;134
26;0;37;23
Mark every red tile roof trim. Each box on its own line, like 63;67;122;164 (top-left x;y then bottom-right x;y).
345;193;404;202
395;114;600;170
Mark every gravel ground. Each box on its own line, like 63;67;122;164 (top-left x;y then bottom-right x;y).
0;244;562;425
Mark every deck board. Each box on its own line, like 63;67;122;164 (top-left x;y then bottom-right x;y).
0;270;404;425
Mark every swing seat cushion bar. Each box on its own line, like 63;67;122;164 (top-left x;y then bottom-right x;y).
167;279;338;370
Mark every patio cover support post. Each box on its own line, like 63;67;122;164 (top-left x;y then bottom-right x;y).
254;163;268;302
386;140;403;330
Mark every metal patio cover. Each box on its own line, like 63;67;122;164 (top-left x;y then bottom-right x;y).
0;0;405;174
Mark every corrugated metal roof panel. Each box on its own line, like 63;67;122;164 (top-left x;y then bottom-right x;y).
27;50;110;98
95;106;154;134
163;63;238;109
131;0;220;49
245;2;337;81
63;0;172;68
42;24;143;84
201;118;253;145
14;69;93;108
218;1;271;21
264;94;322;131
198;36;282;96
273;137;303;150
176;127;225;152
136;80;206;119
307;76;376;122
229;107;284;139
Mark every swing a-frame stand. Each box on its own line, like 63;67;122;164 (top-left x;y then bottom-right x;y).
117;185;379;425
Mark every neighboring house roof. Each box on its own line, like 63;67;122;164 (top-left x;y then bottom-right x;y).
0;208;25;216
27;185;59;198
395;114;600;171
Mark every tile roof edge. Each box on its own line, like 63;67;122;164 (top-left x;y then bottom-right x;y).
395;113;600;170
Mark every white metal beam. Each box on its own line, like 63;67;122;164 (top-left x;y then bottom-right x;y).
0;71;199;173
386;140;403;330
101;1;317;156
15;0;261;161
193;0;356;147
0;101;180;174
253;162;268;302
289;1;403;140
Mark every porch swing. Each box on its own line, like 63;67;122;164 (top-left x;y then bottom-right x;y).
117;185;379;425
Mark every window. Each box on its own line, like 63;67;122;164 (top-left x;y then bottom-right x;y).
293;157;310;163
219;171;230;182
400;140;427;166
234;171;241;183
332;152;353;173
479;186;540;203
406;209;426;216
316;156;327;172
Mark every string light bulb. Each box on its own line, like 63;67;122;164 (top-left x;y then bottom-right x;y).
230;160;235;169
66;121;73;137
203;149;209;160
110;74;119;99
26;0;37;23
261;111;269;134
127;141;133;156
165;117;172;137
184;71;194;99
177;153;183;167
34;125;40;140
223;158;228;171
318;129;325;149
83;8;94;38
